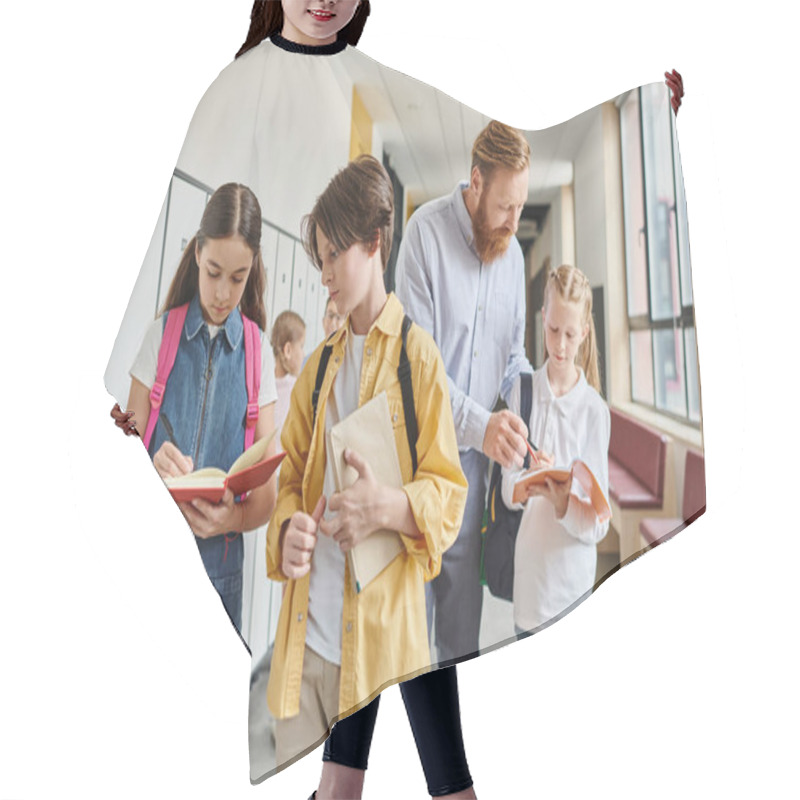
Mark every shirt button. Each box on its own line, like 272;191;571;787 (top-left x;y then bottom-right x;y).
334;356;340;364
297;612;304;622
346;622;353;633
478;304;483;312
473;350;478;358
392;413;398;423
366;347;373;357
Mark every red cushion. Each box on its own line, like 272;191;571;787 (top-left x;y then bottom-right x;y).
609;409;668;501
608;458;662;509
639;517;684;546
682;449;706;520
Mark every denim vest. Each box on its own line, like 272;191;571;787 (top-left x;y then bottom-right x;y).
148;295;251;592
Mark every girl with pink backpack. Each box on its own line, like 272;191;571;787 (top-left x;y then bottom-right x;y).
124;182;279;632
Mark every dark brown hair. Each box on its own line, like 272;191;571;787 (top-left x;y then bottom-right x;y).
302;154;394;272
161;183;268;330
236;1;371;58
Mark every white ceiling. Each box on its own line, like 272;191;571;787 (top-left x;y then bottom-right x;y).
341;56;600;211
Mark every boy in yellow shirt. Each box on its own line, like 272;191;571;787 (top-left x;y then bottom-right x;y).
266;155;467;770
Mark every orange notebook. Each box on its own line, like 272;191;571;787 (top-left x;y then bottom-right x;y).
164;433;284;503
512;459;612;523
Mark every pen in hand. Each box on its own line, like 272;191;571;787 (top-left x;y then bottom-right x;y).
159;412;180;450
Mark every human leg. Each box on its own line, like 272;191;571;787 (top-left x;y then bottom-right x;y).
315;696;381;799
400;667;474;798
274;648;340;767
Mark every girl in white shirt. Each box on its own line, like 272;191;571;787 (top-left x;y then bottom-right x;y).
502;264;610;634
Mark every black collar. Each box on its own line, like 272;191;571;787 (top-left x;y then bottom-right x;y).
270;33;347;56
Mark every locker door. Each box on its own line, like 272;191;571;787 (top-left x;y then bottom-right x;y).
271;233;294;322
157;176;208;310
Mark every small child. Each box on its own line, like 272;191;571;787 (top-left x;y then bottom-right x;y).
265;155;467;767
270;309;306;437
502;264;610;635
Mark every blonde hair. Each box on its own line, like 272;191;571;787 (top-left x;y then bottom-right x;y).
471;120;531;181
543;265;602;394
270;309;305;360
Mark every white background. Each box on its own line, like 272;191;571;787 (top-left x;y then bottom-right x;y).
1;1;797;798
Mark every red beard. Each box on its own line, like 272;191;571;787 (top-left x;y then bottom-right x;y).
472;197;515;264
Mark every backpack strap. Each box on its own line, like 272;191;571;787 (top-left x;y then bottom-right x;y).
241;314;262;451
312;340;335;426
143;303;189;452
520;372;533;470
398;315;419;476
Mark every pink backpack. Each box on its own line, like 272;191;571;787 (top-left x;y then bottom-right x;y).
142;303;261;452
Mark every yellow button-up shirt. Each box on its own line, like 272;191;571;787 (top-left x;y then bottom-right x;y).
266;293;467;720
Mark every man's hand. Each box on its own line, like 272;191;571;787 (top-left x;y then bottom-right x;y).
110;403;139;436
482;409;528;469
665;69;684;115
320;449;384;552
281;496;326;580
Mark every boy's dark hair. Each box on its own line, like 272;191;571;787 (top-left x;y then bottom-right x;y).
236;1;371;58
302;154;394;273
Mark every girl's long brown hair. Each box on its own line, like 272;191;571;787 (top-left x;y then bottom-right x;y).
161;183;268;331
236;1;371;58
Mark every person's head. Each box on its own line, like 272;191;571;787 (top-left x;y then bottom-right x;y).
467;120;531;264
542;264;601;393
322;295;344;337
162;183;267;331
237;0;371;56
271;309;306;377
302;155;394;329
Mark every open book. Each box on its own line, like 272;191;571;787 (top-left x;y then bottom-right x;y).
327;392;405;593
164;431;284;503
512;459;612;522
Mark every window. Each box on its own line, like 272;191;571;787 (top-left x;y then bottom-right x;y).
620;85;700;424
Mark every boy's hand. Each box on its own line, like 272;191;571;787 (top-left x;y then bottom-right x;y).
282;496;326;580
154;441;193;480
320;449;383;552
483;410;528;469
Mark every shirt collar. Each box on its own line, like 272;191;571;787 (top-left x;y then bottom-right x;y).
451;181;476;251
184;295;244;351
270;33;348;56
327;293;404;348
540;361;588;414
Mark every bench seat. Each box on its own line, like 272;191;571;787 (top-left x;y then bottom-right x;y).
608;458;662;509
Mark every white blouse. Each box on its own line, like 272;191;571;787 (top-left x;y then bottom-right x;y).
501;365;611;631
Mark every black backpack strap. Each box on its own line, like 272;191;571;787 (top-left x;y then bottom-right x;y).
520;372;533;470
312;343;334;425
398;315;419;476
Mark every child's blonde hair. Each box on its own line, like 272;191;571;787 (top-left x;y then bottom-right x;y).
543;265;602;394
270;309;305;366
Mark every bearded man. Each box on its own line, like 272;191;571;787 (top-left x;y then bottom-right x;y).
396;120;533;664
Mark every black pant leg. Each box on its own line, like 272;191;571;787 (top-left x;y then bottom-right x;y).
322;694;381;771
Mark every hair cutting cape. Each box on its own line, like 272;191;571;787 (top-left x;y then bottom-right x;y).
105;35;704;783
